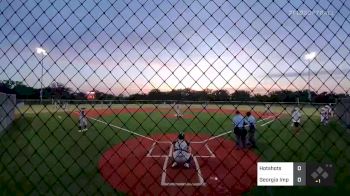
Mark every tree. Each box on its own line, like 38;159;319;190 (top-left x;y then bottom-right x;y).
13;83;36;99
231;90;251;101
211;89;229;101
255;94;269;102
148;89;164;100
0;80;16;94
49;82;73;99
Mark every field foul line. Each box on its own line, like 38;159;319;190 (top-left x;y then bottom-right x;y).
156;141;173;144
90;115;273;144
257;116;274;123
194;118;269;144
89;117;155;142
261;118;277;126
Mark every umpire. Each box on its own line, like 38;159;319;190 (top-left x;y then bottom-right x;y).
232;111;247;149
246;112;257;148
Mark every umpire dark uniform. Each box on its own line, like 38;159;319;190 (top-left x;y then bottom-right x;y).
233;111;247;149
246;112;257;148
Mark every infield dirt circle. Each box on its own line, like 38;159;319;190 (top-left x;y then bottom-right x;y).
99;133;259;195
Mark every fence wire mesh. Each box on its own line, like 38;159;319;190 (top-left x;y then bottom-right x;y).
0;0;350;195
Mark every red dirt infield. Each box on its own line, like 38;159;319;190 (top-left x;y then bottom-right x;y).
72;107;280;119
99;133;259;195
162;113;195;119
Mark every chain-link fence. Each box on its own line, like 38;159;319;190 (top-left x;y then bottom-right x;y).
1;0;349;195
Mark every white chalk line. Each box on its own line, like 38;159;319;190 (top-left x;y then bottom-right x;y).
89;115;275;144
261;117;278;126
89;117;156;142
194;117;273;143
89;114;277;187
147;141;215;158
146;142;158;157
159;143;206;186
91;115;271;187
204;143;215;158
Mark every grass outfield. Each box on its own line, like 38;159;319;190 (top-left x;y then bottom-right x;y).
1;105;350;195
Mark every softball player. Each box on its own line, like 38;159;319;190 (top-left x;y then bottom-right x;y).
79;109;88;132
325;104;333;117
292;107;301;134
171;133;192;168
320;105;331;126
175;104;183;117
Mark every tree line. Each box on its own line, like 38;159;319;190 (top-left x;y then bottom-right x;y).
0;80;347;103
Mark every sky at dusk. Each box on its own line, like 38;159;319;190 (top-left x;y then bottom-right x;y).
0;0;349;95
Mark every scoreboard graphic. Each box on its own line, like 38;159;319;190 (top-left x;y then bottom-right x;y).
257;162;335;186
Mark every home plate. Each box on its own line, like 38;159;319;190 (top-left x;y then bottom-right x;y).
100;133;258;195
162;158;204;186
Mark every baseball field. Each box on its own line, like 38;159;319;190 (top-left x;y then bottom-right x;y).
0;103;349;195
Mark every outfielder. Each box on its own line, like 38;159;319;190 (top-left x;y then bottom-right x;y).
320;105;331;126
175;103;183;117
171;133;192;168
291;107;302;134
79;108;88;132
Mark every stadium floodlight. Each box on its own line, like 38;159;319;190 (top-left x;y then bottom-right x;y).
304;51;317;61
36;47;47;56
304;51;317;102
36;47;47;103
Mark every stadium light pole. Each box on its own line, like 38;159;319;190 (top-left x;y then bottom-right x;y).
36;47;47;103
304;51;317;102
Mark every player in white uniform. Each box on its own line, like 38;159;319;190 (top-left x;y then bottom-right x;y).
292;107;302;134
79;108;88;132
175;103;183;117
320;105;331;126
171;133;192;168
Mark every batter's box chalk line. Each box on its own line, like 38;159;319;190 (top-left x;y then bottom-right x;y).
147;141;216;186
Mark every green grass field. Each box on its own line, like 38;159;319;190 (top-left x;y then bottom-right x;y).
1;104;349;195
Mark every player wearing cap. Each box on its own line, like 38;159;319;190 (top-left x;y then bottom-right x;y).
233;111;247;149
78;108;88;132
175;103;183;118
246;111;257;148
292;107;302;134
171;133;192;168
